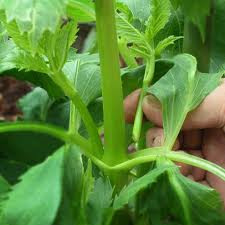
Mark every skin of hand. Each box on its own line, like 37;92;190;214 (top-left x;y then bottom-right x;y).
124;80;225;206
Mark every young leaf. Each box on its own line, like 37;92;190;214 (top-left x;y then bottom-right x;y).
145;0;171;42
148;54;222;149
0;40;50;74
155;35;183;56
0;0;68;51
43;20;78;71
0;11;35;52
113;165;171;210
0;148;65;225
116;13;151;54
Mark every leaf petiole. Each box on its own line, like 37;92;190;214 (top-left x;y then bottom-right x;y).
132;54;155;144
51;70;103;158
69;59;81;135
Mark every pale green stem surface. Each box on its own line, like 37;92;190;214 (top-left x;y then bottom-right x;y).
95;0;127;165
69;60;80;135
52;71;103;158
1;122;225;182
133;55;155;144
0;122;91;154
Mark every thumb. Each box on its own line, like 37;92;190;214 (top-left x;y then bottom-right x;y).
143;79;225;130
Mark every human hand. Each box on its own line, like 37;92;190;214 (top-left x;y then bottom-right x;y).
124;80;225;206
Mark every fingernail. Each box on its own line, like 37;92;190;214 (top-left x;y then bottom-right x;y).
152;135;164;147
143;95;161;109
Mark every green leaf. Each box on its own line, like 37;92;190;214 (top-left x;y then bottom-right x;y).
0;38;61;97
145;0;171;41
155;35;182;56
174;0;211;41
0;40;50;74
43;20;78;71
168;168;225;225
121;59;173;97
0;131;62;165
18;88;54;122
82;28;98;54
81;160;94;207
210;0;225;72
169;0;181;9
148;54;222;149
117;0;151;24
0;11;33;51
0;21;7;42
144;162;225;225
0;159;28;185
113;165;170;210
0;0;68;51
0;148;65;225
0;176;10;195
67;0;95;22
116;12;151;54
63;60;102;105
0;176;10;216
54;145;84;225
86;177;114;225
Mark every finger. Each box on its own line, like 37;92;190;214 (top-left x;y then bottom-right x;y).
203;128;225;205
146;128;191;175
183;130;202;150
177;161;192;176
188;150;206;181
199;180;210;187
187;175;195;181
143;79;225;129
146;127;180;149
124;90;140;123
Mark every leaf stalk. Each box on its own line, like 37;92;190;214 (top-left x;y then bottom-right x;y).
132;55;155;144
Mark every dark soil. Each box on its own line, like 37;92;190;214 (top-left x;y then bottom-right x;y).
0;77;31;121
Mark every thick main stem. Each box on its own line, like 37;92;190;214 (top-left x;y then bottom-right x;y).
95;0;127;165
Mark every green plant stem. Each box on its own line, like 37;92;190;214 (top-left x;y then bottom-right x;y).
52;71;103;158
183;2;214;73
69;60;80;134
95;0;127;165
0;122;91;153
128;149;225;181
132;55;155;144
1;122;225;181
